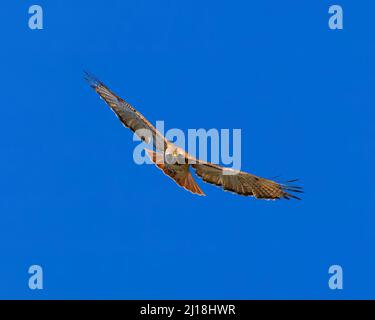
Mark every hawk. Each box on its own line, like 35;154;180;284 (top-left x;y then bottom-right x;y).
85;72;302;200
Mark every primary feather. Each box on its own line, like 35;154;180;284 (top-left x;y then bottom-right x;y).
86;72;302;200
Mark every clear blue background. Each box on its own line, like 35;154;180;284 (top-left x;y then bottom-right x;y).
1;0;374;299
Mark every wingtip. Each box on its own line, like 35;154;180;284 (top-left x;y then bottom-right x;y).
282;190;302;200
276;177;303;201
83;70;101;88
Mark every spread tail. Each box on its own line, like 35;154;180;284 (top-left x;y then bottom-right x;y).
145;149;205;196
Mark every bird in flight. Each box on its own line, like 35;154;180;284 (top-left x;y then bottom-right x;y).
85;72;302;200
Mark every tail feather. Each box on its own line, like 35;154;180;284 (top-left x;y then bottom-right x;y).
145;149;205;196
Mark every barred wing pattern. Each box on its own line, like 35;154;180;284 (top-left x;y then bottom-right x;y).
86;72;302;200
192;161;302;200
85;72;168;152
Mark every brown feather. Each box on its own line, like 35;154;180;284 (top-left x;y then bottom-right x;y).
86;72;302;200
85;72;168;152
192;161;302;200
145;149;205;196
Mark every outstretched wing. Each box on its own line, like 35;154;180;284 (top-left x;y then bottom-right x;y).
85;72;169;151
192;161;302;200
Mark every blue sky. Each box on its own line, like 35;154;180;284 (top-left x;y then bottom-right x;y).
1;0;374;299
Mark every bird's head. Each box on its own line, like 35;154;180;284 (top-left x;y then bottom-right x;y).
165;146;185;165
